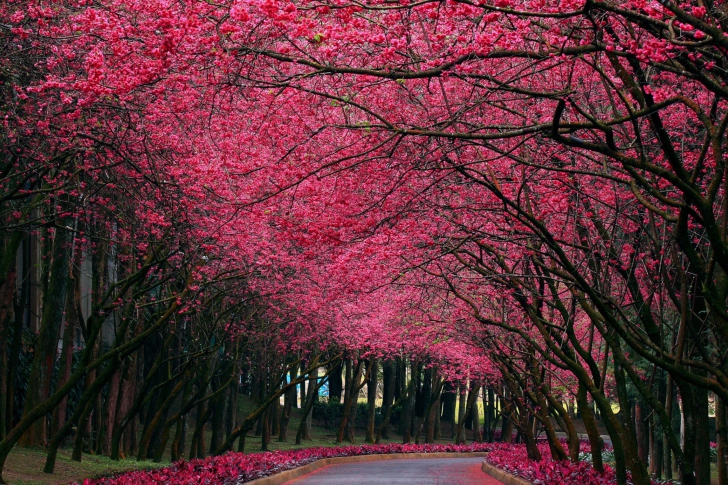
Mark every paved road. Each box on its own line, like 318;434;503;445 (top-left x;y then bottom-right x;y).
286;457;503;484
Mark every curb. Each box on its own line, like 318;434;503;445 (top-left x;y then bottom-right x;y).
481;460;533;485
246;451;489;485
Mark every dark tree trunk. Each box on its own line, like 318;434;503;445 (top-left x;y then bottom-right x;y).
328;361;343;404
296;367;322;444
226;378;238;439
456;385;480;445
19;221;72;447
500;392;515;444
441;381;456;439
401;381;414;444
380;360;395;439
260;406;270;451
0;260;15;441
717;396;728;485
414;364;426;419
365;359;378;443
337;359;365;443
693;382;710;485
279;368;296;442
100;370;121;456
6;251;27;434
470;389;483;443
50;300;75;441
635;400;649;465
578;383;604;473
394;359;403;402
485;388;495;442
424;370;441;444
271;401;281;441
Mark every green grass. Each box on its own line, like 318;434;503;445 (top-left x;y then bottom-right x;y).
2;447;165;485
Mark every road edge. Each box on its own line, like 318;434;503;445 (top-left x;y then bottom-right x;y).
245;451;489;485
481;460;533;485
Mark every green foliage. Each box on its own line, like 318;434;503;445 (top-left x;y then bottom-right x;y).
312;400;343;429
578;450;616;464
311;400;392;429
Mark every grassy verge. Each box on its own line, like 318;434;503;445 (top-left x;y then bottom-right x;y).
2;448;165;485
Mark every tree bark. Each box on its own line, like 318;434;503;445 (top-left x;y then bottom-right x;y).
328;361;343;404
380;359;395;439
365;359;378;444
19;221;73;447
718;396;728;485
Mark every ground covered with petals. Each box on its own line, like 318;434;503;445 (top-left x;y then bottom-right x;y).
78;443;500;485
485;443;673;485
77;441;679;485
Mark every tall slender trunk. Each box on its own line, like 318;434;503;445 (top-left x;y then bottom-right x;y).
365;359;378;444
296;368;322;444
0;261;16;441
380;360;395;439
99;370;121;456
50;272;77;440
579;383;604;472
328;361;343;404
500;392;515;444
635;400;649;465
470;387;482;443
19;221;73;447
455;386;468;444
0;231;24;445
6;246;28;434
718;396;728;485
693;381;711;485
279;368;296;442
424;371;441;444
337;359;365;444
484;388;493;442
401;362;415;444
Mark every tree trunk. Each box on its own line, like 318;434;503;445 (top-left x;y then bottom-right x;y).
455;386;468;444
471;387;482;443
380;360;395;439
100;370;121;456
296;368;322;444
694;382;711;485
6;251;27;435
19;222;72;447
635;400;649;465
279;368;296;442
337;359;365;443
718;397;728;485
401;362;415;444
500;392;515;444
578;383;603;472
50;284;76;441
424;371;441;444
328;361;343;404
365;359;378;443
260;405;271;451
0;260;16;441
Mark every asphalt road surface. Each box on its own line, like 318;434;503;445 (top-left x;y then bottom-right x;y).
285;457;504;484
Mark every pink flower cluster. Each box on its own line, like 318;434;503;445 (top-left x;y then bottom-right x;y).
78;443;499;485
486;442;669;485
